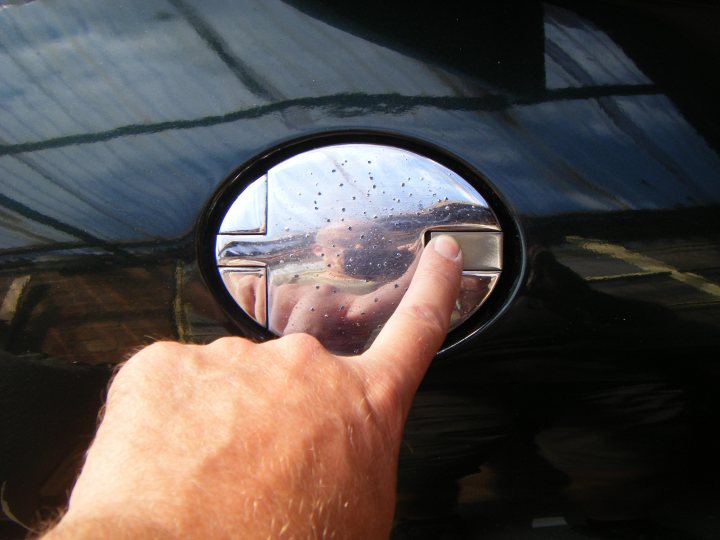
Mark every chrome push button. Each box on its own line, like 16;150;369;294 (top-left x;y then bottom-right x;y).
215;144;503;354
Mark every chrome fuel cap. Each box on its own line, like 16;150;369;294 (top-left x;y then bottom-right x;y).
214;143;502;355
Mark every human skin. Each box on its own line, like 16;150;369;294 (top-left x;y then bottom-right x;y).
41;235;463;540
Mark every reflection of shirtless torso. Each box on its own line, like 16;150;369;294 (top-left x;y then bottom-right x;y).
228;264;416;354
228;221;420;354
270;279;407;354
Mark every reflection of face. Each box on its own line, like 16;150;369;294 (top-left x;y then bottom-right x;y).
312;222;413;281
342;247;414;280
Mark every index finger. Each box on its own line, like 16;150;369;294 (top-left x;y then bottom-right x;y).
361;235;463;409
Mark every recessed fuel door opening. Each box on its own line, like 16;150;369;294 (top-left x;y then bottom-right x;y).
202;138;519;355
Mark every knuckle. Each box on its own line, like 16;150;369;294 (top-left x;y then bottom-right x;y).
140;340;184;361
208;336;250;355
268;333;329;376
109;340;186;398
280;332;323;354
106;360;139;404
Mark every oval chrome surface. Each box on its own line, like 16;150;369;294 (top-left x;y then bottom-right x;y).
215;144;503;354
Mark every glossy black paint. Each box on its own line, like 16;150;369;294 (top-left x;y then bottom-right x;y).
1;1;719;537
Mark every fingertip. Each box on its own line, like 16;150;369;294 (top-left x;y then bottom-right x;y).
431;234;462;263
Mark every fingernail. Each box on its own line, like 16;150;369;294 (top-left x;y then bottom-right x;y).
433;235;461;261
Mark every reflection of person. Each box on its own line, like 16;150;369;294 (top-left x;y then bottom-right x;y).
231;220;422;354
311;222;416;282
40;236;463;539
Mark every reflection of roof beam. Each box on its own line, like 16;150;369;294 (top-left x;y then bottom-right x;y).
0;85;657;157
0;233;191;262
9;154;146;236
547;40;684;180
167;0;282;102
0;192;130;257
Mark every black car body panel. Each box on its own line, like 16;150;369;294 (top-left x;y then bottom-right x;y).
1;1;719;537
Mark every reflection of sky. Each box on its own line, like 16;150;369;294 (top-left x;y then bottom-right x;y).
269;145;489;234
0;0;719;257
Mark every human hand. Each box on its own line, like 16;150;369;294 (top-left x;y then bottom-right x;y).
42;235;463;540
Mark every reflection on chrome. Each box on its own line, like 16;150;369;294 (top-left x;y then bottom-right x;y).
215;144;503;354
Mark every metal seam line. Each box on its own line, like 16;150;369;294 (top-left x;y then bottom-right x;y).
166;0;282;102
